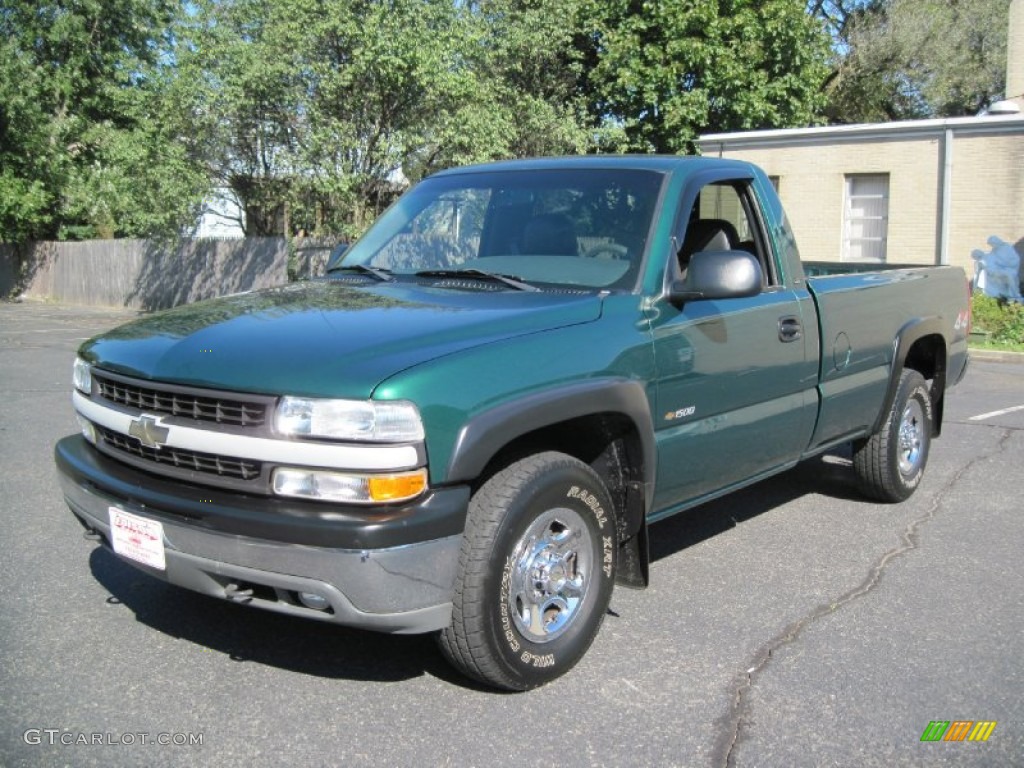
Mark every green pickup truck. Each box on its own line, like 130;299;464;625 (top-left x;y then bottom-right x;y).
56;156;970;690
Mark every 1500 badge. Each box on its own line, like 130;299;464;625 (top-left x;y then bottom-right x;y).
664;406;696;421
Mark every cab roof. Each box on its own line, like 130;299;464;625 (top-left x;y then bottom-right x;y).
430;155;757;179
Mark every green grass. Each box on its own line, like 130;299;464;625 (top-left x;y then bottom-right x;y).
970;293;1024;352
968;338;1024;354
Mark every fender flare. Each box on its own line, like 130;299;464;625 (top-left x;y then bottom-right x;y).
445;377;656;512
873;316;949;436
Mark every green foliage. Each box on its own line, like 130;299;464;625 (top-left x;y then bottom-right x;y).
825;0;1012;122
582;0;833;153
176;0;599;238
972;292;1024;346
2;0;836;243
0;0;207;242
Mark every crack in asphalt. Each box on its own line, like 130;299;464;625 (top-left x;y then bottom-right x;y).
710;428;1013;768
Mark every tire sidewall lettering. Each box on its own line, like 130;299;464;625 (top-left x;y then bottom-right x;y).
567;484;616;578
490;470;615;675
498;556;522;654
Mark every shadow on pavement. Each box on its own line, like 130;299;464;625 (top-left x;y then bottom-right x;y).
87;547;485;689
647;447;864;563
85;448;864;688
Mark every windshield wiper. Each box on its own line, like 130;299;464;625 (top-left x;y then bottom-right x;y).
415;268;540;292
327;264;393;282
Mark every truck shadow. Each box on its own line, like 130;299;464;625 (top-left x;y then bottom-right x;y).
87;548;464;687
648;447;862;563
87;449;862;689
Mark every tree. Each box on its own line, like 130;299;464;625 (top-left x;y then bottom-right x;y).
2;0;840;243
448;0;601;161
824;0;1012;122
175;0;602;238
169;0;307;236
808;0;866;40
579;0;833;153
0;1;207;242
287;0;498;234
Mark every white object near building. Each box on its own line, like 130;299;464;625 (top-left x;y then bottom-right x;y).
194;189;245;239
972;236;1023;301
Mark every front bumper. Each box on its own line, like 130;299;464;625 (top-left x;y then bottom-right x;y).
56;436;469;633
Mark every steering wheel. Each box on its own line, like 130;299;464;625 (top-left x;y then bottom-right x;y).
583;242;629;260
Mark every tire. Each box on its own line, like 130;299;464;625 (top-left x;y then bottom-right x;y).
853;369;933;502
438;452;616;691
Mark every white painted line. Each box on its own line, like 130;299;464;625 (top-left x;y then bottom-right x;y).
2;328;101;335
969;405;1024;422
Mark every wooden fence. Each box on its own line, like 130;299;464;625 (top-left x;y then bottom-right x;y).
0;238;337;310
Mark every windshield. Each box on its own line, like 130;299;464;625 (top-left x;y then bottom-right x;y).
330;168;665;290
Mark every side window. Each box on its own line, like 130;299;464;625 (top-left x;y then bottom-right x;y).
676;180;777;286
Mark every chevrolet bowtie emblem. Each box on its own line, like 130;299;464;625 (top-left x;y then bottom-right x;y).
128;414;170;449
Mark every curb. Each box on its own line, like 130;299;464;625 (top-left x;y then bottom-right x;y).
968;348;1024;364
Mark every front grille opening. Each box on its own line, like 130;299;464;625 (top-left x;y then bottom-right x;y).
94;374;267;427
97;426;262;481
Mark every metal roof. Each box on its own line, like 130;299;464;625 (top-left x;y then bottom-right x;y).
698;114;1024;151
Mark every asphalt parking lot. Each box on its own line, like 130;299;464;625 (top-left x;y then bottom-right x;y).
1;300;1022;767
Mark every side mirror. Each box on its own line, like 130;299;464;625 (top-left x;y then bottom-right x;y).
669;250;763;305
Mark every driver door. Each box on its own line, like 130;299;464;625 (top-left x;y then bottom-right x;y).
650;175;818;514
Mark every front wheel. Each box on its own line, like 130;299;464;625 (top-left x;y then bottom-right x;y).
438;452;616;690
853;369;933;502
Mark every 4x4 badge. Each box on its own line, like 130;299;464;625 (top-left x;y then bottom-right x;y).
128;414;169;449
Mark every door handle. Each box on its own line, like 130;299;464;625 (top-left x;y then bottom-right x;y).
778;316;803;343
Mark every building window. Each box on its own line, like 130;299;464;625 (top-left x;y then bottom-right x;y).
843;174;889;262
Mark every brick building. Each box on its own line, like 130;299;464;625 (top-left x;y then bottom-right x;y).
697;0;1024;275
696;115;1024;273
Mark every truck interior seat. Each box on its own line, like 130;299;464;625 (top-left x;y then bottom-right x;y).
521;213;579;256
678;218;740;271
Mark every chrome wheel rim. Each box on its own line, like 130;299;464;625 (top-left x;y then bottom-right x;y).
508;508;593;643
898;399;926;475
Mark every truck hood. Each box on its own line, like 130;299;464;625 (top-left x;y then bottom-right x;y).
80;280;604;398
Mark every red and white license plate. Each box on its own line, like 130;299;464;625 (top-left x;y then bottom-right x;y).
108;507;166;571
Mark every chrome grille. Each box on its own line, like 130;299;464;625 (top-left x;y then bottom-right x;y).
94;373;267;427
97;426;262;481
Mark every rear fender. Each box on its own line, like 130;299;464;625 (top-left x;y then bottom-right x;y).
874;318;948;437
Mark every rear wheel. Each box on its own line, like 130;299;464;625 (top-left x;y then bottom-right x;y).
853;370;933;502
438;452;616;690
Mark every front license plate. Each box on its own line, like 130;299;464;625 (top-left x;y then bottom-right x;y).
108;507;166;571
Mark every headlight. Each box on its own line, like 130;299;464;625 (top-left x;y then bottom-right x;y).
73;357;92;394
272;467;427;504
275;397;424;442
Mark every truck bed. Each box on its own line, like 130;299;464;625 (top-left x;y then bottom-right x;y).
804;265;970;453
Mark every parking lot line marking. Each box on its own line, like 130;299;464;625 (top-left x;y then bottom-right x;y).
969;404;1024;421
2;328;92;334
